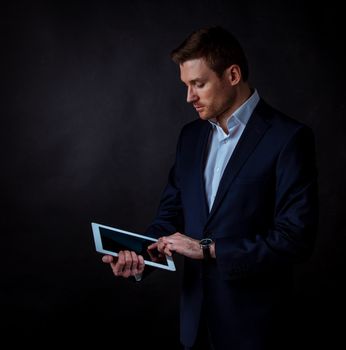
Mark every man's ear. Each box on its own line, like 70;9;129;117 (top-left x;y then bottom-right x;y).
225;64;241;86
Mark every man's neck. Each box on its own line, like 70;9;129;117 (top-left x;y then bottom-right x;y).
217;83;252;133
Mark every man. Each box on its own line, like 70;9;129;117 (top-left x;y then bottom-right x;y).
102;26;318;349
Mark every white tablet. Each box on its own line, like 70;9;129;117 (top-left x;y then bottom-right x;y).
91;222;176;271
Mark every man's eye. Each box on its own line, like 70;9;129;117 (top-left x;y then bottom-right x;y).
196;83;205;88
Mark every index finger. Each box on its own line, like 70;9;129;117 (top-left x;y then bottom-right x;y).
147;242;158;250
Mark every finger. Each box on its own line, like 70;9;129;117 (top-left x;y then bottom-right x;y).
130;251;139;275
113;251;125;276
102;255;114;263
123;250;132;278
138;255;145;274
162;237;172;244
147;242;158;250
148;246;160;260
164;245;173;257
157;239;166;253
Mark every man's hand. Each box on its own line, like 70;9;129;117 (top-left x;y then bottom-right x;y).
154;232;208;259
102;251;145;279
146;242;165;262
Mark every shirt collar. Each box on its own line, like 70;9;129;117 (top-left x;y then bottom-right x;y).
208;89;260;131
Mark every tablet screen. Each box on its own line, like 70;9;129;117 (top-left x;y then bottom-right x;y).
92;222;176;271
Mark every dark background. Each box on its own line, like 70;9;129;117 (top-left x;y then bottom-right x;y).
1;0;345;348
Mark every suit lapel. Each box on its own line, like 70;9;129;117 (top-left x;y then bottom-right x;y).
198;122;212;221
197;122;212;222
206;107;271;224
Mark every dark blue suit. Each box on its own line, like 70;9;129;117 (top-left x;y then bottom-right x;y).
146;99;318;349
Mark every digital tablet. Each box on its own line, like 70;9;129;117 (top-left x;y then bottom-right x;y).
91;222;176;271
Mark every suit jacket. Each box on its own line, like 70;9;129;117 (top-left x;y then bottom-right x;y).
146;99;318;349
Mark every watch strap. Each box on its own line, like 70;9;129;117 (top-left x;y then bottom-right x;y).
200;238;213;260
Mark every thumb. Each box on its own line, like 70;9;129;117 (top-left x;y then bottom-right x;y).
102;255;114;263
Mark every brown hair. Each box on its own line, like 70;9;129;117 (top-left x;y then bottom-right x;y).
170;26;249;81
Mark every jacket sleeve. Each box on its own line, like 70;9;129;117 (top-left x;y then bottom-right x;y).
216;125;319;279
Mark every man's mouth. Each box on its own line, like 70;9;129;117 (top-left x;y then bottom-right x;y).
194;105;204;111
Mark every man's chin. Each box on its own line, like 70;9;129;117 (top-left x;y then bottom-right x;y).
197;111;209;120
198;113;212;121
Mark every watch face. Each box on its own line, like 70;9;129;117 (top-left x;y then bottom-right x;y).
200;238;213;246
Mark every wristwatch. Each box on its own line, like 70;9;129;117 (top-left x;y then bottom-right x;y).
199;238;213;260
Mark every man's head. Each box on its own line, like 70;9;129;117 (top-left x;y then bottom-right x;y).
171;26;250;123
171;26;248;81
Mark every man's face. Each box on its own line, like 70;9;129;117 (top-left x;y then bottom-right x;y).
179;58;235;122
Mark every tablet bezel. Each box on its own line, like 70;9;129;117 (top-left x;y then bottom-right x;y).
91;222;176;271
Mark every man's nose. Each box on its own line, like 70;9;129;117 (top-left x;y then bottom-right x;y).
187;86;198;103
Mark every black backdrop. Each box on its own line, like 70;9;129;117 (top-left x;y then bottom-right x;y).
1;1;345;348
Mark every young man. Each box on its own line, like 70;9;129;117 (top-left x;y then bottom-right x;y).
102;26;318;349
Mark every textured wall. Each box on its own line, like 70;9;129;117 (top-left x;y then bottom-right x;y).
1;1;345;348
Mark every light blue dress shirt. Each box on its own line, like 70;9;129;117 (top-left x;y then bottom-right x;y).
204;89;260;211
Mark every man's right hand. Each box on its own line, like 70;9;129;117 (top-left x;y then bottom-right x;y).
102;251;145;279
